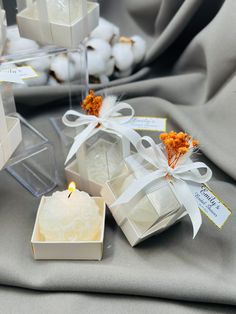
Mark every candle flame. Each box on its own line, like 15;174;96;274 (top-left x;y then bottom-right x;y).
68;181;76;193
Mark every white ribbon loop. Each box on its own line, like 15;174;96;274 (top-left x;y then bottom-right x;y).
112;136;212;238
62;98;141;165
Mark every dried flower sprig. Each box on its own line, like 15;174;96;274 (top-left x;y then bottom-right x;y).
81;90;103;117
160;131;199;169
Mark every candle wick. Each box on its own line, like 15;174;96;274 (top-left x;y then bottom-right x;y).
68;192;72;199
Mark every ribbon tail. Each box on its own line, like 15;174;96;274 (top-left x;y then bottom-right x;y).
173;179;202;238
65;123;97;165
108;121;141;147
111;171;164;207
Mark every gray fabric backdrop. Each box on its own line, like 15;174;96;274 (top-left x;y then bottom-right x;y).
0;0;236;313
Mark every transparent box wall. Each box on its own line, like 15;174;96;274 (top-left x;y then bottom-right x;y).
0;42;88;196
106;155;186;239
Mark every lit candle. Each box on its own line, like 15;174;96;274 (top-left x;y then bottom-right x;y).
39;182;102;241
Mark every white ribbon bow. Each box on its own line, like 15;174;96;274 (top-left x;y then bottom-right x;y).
112;136;212;238
62;96;141;164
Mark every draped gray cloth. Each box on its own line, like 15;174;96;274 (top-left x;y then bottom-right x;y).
1;0;236;312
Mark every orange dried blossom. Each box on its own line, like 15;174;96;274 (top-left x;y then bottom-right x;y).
81;90;103;117
159;131;199;169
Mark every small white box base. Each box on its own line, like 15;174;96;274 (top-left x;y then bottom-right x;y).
65;159;102;196
17;2;99;48
101;181;186;247
0;116;22;170
31;196;106;260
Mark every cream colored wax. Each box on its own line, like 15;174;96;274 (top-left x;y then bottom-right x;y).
39;189;102;241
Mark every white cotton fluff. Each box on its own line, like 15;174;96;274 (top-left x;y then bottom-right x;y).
90;17;120;43
112;43;134;71
48;76;60;86
86;38;112;61
105;57;115;76
87;50;106;76
27;58;51;73
7;37;39;55
99;95;117;118
131;35;146;64
50;54;77;82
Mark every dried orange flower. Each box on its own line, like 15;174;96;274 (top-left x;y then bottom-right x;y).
159;131;199;168
81;90;103;117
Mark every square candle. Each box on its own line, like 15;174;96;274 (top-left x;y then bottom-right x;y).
31;188;106;260
66;129;127;196
101;157;186;246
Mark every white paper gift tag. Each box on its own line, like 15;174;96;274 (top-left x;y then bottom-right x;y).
118;116;167;132
189;183;231;228
0;66;38;83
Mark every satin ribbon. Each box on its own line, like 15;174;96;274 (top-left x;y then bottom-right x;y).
112;136;212;238
62;96;141;164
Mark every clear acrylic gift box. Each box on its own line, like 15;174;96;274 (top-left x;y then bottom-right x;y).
0;83;22;170
101;154;187;246
65;128;130;196
0;52;59;197
4;114;58;197
0;0;6;54
16;0;99;48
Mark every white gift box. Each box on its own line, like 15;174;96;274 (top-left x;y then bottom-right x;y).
0;116;22;170
65;159;101;196
31;196;106;260
17;0;99;48
65;129;130;196
101;156;187;246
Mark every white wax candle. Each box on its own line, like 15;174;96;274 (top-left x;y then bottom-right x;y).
111;166;181;235
39;189;102;241
79;138;122;185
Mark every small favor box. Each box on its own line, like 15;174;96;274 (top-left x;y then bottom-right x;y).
0;116;22;170
65;129;128;196
31;196;106;260
65;159;101;197
101;156;186;246
16;0;99;48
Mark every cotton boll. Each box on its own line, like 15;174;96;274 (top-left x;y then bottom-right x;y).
110;25;120;44
50;54;77;82
7;37;39;55
26;72;48;86
27;58;51;73
112;43;134;71
7;27;21;42
48;76;60;86
86;38;112;61
69;52;83;66
105;57;115;76
90;17;120;43
98;74;109;84
131;35;146;64
87;50;106;76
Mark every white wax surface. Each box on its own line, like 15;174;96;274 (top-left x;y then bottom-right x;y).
39;190;102;241
85;138;122;185
111;166;181;235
